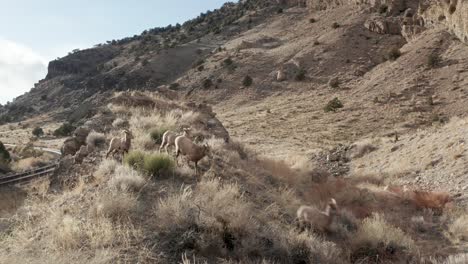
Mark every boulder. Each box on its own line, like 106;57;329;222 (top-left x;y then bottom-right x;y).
364;16;401;35
61;137;81;156
73;126;91;145
277;70;287;81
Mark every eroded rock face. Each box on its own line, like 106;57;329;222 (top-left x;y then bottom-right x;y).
305;0;467;44
365;15;402;35
420;0;468;44
60;126;91;156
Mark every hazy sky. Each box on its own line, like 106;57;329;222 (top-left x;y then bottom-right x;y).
0;0;229;104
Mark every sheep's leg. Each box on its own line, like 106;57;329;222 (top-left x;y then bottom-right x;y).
175;150;180;166
165;144;170;154
159;141;165;153
195;161;198;175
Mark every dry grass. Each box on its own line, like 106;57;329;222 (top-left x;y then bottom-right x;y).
438;254;468;264
11;157;48;171
108;165;146;192
448;214;468;243
93;191;138;221
112;118;129;128
86;131;106;149
94;158;119;182
351;213;416;261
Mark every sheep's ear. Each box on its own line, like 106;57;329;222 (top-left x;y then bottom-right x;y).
330;198;337;207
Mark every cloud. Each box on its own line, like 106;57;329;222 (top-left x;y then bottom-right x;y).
0;39;48;104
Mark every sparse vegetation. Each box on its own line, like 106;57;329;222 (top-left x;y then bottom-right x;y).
124;150;174;176
242;75;253;87
142;153;175;176
332;22;340;29
149;127;167;144
202;78;213;89
351;214;415;262
0;141;11;163
54;122;75;137
379;4;388;14
291;68;304;81
32;127;44;137
324;97;344;112
427;52;440;68
328;77;340;88
223;57;233;66
386;46;401;61
86;131;106;148
124;150;146;170
309;18;317;23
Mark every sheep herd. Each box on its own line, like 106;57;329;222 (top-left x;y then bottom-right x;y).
106;128;209;175
106;128;337;233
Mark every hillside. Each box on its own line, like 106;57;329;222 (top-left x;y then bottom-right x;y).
0;0;468;263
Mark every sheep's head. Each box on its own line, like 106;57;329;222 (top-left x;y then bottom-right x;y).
326;198;338;215
202;143;212;158
123;130;134;139
182;127;192;136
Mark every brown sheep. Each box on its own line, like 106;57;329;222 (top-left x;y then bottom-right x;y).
159;128;191;154
174;135;209;175
106;130;133;160
297;198;338;233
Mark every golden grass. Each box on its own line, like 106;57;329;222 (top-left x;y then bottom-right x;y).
353;213;415;250
108;164;146;192
448;214;468;243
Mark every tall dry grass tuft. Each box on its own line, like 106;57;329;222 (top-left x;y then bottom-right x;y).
86;131;106;149
94;158;119;182
351;213;416;262
93;191;138;221
448;214;468;243
108;165;146;192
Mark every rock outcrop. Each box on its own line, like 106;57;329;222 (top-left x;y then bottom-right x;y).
304;0;466;44
61;127;91;156
420;0;468;44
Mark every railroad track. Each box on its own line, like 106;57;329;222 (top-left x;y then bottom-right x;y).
0;144;61;187
0;164;58;186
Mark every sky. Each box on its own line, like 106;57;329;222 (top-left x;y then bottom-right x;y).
0;0;229;104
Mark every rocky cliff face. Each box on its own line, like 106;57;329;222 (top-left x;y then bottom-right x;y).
303;0;467;44
420;0;468;44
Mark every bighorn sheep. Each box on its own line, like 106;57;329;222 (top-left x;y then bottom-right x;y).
106;130;133;160
174;135;209;175
297;198;338;233
159;128;191;154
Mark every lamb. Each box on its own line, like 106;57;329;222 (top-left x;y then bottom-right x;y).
106;130;133;159
297;198;338;233
159;127;191;154
174;135;210;175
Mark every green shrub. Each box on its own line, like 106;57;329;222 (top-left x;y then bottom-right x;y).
427;53;440;68
143;154;175;176
385;47;401;61
324;98;344;112
53;123;75;137
242;75;253;87
0;141;11;163
202;79;213;89
150;127;168;144
32;127;44;137
294;69;306;81
378;4;388;14
223;57;233;66
124;150;146;170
